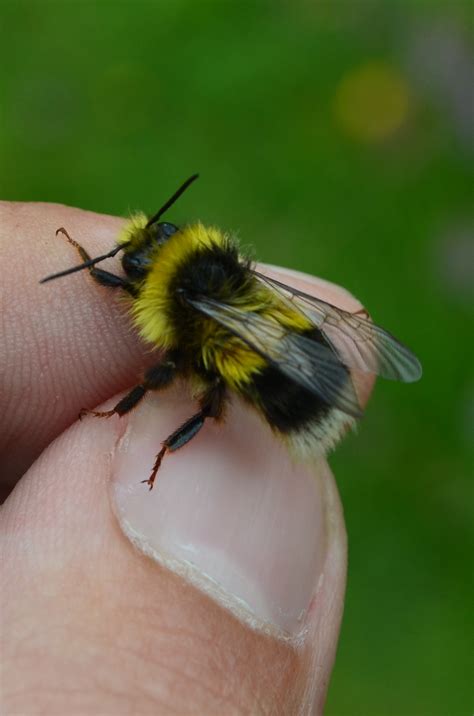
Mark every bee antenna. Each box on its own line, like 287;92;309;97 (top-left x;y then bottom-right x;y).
146;173;199;228
40;245;123;284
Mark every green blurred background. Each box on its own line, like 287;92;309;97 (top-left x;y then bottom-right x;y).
1;1;472;713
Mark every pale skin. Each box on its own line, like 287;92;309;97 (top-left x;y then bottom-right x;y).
0;202;374;714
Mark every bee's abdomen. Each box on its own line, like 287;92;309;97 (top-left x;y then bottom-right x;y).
244;362;354;458
247;364;331;432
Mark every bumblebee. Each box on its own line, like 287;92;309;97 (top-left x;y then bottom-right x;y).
41;175;422;489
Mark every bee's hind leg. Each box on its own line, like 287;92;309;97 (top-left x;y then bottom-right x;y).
143;379;226;491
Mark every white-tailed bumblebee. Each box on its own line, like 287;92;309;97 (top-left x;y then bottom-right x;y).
41;175;422;488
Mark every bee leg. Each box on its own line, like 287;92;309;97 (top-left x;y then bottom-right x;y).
79;385;147;420
143;380;226;490
55;227;133;293
80;359;177;420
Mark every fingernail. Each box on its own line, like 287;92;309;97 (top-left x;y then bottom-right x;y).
111;385;330;639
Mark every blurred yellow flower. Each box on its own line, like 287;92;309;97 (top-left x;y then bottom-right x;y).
333;61;411;143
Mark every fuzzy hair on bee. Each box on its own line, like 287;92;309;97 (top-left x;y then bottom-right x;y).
40;175;422;489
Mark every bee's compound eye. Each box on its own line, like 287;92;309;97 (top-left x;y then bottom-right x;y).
157;222;178;238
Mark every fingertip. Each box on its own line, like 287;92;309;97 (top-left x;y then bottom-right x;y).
0;202;151;487
3;394;344;714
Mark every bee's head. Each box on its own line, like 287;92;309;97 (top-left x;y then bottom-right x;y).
150;222;179;244
121;221;179;281
121;174;198;282
39;175;198;287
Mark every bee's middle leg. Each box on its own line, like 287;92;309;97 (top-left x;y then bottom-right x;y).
80;359;177;420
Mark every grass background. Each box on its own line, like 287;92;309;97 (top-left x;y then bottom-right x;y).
1;2;472;713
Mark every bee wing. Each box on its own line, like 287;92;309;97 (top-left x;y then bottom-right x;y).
253;272;422;383
185;294;363;418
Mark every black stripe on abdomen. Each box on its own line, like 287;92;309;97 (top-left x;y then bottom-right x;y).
246;364;330;433
244;328;350;434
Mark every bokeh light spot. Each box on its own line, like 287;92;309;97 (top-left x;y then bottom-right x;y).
333;61;411;143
